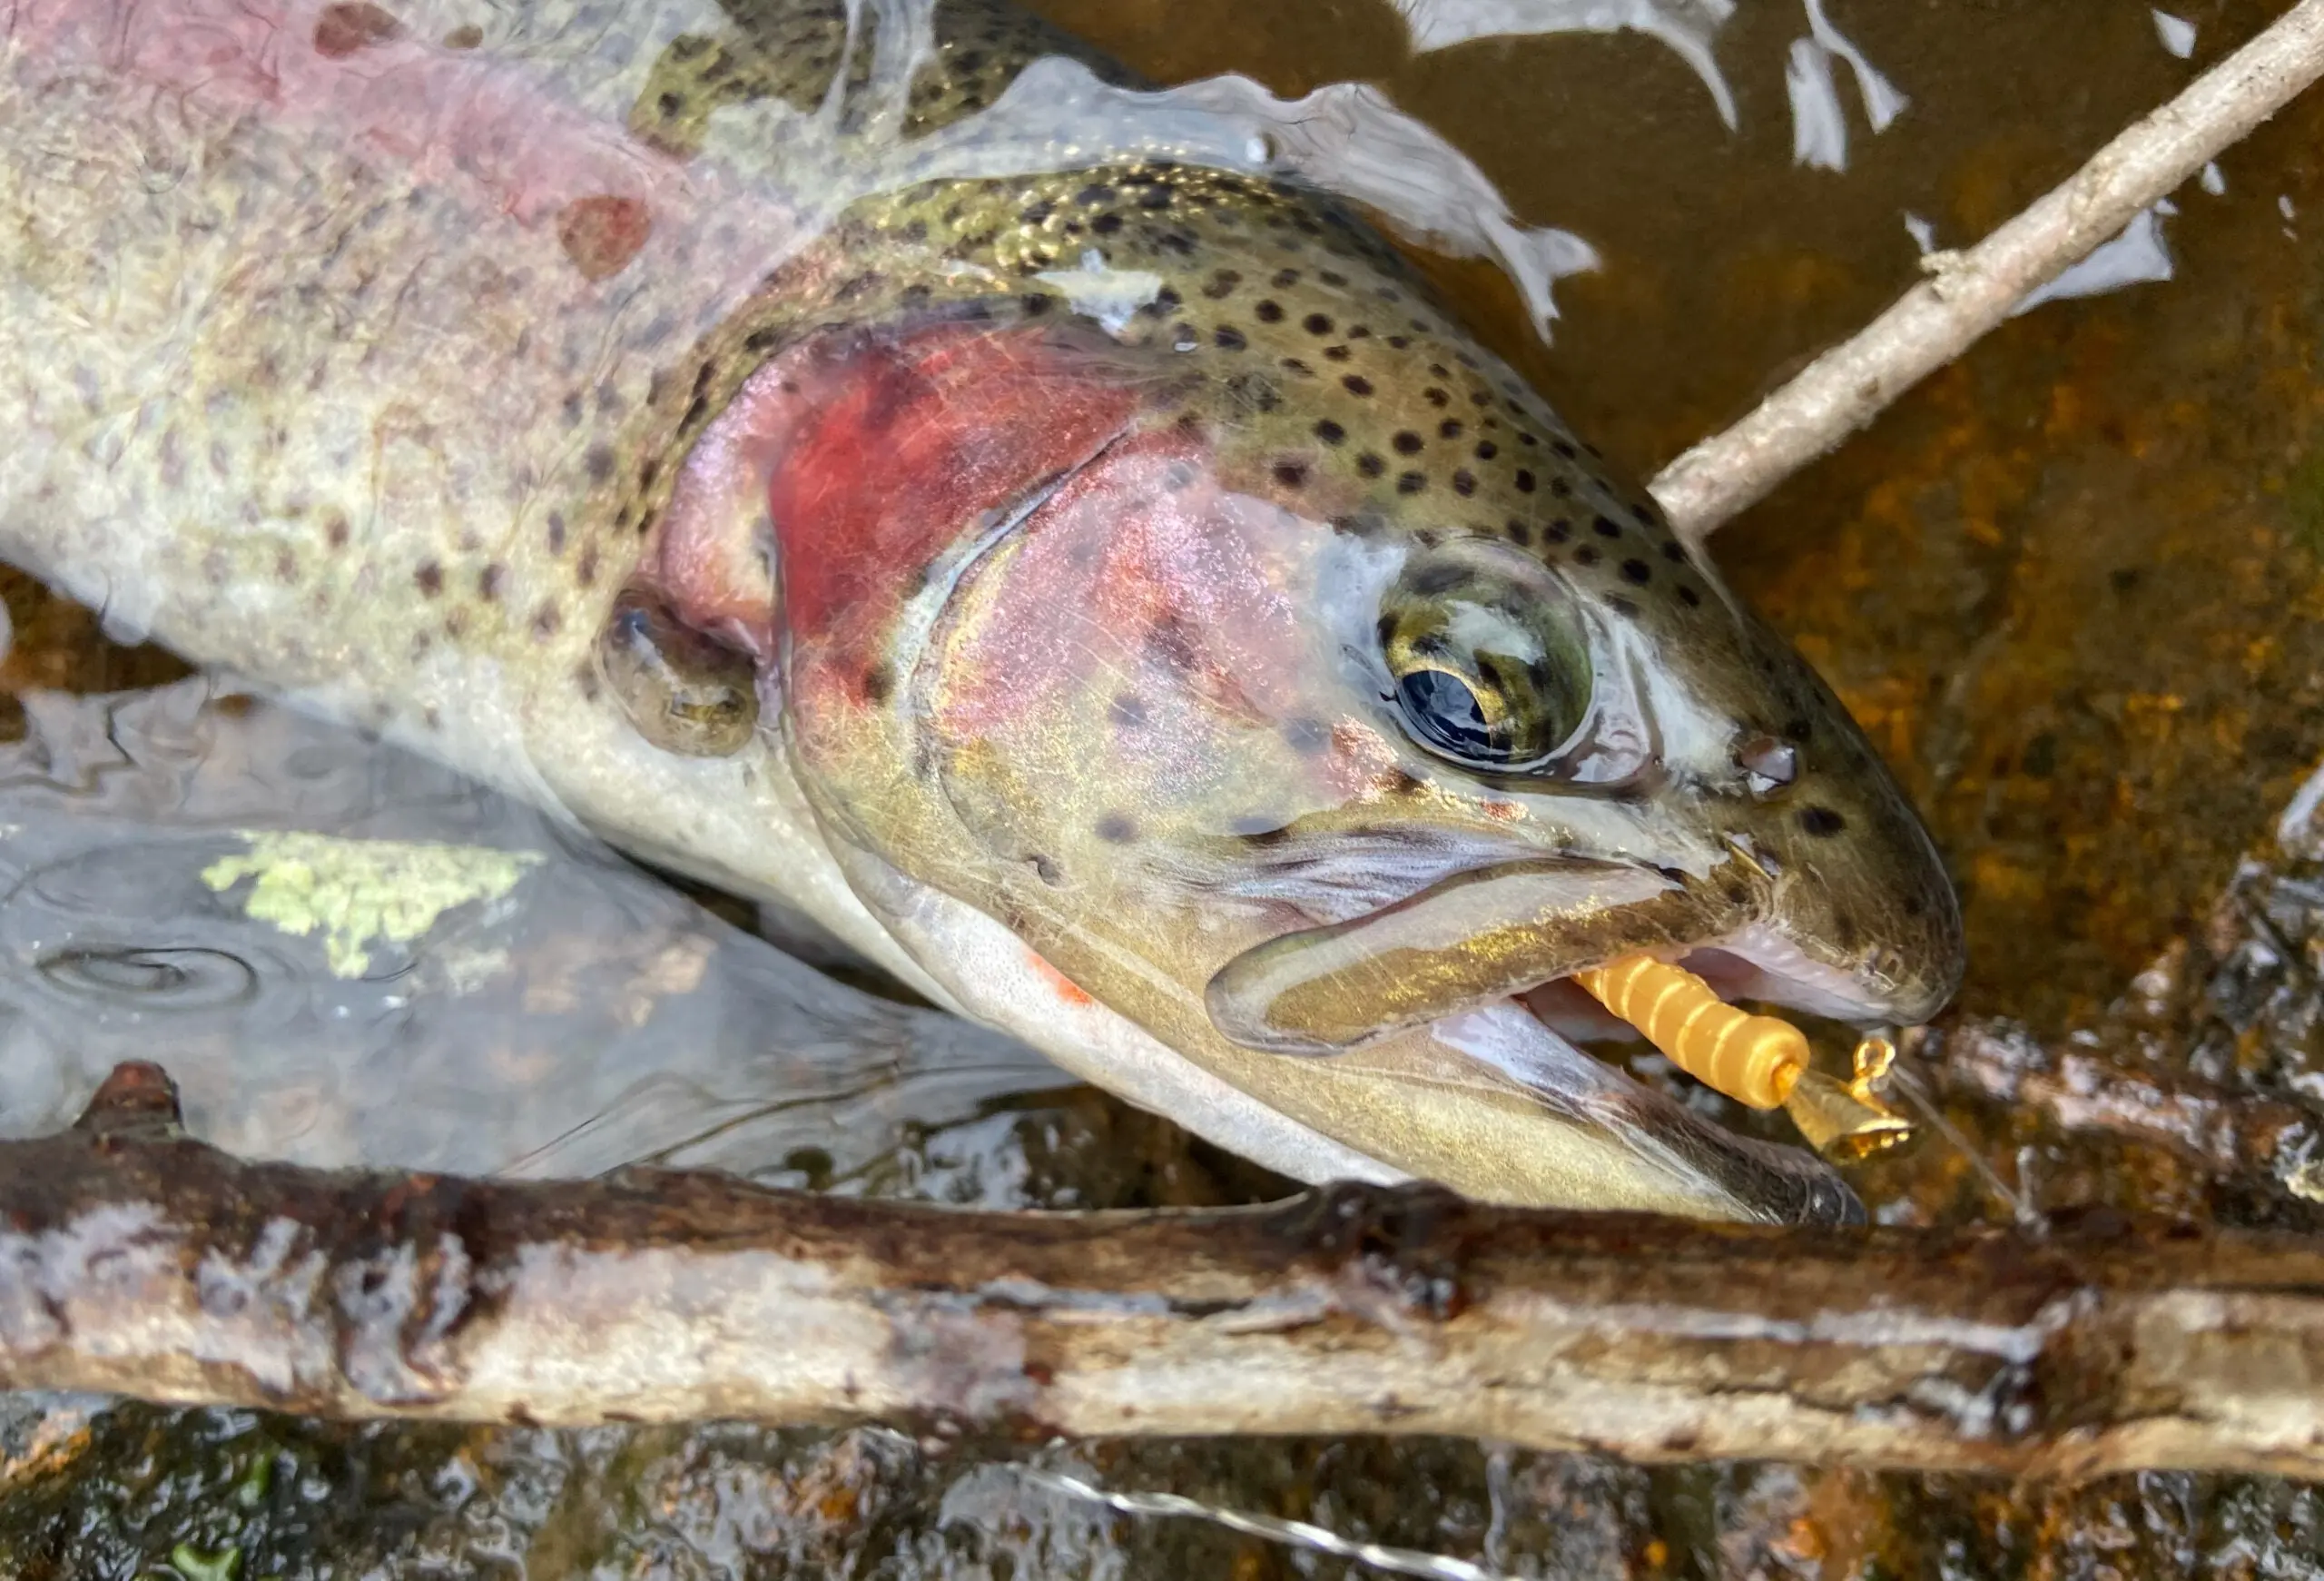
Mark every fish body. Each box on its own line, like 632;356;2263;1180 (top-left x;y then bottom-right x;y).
0;0;1963;1219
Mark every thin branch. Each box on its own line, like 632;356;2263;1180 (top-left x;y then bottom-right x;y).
1652;0;2324;543
12;1062;2324;1480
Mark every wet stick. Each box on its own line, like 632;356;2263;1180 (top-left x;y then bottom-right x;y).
1653;0;2324;543
14;1061;2324;1479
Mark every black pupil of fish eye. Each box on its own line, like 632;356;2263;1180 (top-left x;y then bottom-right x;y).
1396;668;1498;759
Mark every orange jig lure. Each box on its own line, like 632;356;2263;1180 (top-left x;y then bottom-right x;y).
1573;954;1913;1160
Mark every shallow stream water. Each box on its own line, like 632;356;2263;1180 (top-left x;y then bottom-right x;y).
11;0;2324;1574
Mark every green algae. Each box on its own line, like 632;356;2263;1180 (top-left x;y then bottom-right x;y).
200;833;541;979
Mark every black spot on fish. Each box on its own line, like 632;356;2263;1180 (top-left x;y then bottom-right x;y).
1574;545;1600;566
1284;716;1330;754
1544;519;1571;542
1343;374;1374;397
1438;420;1464;440
326;513;350;549
1214;325;1248;351
1090;212;1123;235
1474;440;1498;460
1514;469;1536;492
1799;805;1846;836
1593;516;1623;538
862;662;895;704
1356;452;1385;478
577;546;600;588
1620;559;1650;584
1677;585;1702;608
1273;459;1309;488
1392;431;1423;455
1607;595;1639;617
585;444;616;485
479;564;506;601
1304;313;1333;335
1505;519;1531;546
1663;541;1687;563
1315;419;1345;444
1271;267;1300;287
1410;562;1472;596
532;603;561;638
1256;300;1284;322
415;561;443;597
1452;470;1476;497
1395;471;1425;495
1095;813;1137;844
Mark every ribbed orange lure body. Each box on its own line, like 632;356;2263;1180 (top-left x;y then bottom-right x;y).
1574;954;1915;1160
1571;956;1805;1111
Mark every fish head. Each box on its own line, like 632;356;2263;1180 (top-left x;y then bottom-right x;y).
633;166;1963;1216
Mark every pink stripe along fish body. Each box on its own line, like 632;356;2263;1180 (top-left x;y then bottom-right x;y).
0;0;1963;1220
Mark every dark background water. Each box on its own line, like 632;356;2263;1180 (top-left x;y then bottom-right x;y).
13;0;2324;1573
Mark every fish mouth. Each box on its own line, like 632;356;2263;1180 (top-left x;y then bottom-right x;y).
1204;848;1936;1119
1192;857;1931;1226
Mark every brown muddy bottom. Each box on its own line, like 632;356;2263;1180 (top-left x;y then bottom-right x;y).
12;0;2324;1575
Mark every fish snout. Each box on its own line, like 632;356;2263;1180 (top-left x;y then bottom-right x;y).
1711;746;1965;1028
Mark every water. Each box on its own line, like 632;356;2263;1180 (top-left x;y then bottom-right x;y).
0;679;1077;1192
12;0;2324;1573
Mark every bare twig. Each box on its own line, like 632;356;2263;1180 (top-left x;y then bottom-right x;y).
1652;0;2324;543
12;1062;2324;1480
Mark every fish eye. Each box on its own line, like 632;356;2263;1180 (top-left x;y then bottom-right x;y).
1378;555;1593;771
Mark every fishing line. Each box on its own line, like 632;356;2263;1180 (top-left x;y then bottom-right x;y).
1020;1467;1525;1581
1887;1059;2042;1230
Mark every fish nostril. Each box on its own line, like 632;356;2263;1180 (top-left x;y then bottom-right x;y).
1734;733;1798;797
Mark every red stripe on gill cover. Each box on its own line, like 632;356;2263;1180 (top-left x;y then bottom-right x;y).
773;321;1145;708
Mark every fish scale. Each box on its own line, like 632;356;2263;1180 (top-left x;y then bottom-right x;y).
0;0;1963;1220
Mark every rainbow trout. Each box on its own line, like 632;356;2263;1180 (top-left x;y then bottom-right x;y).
0;0;1963;1221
